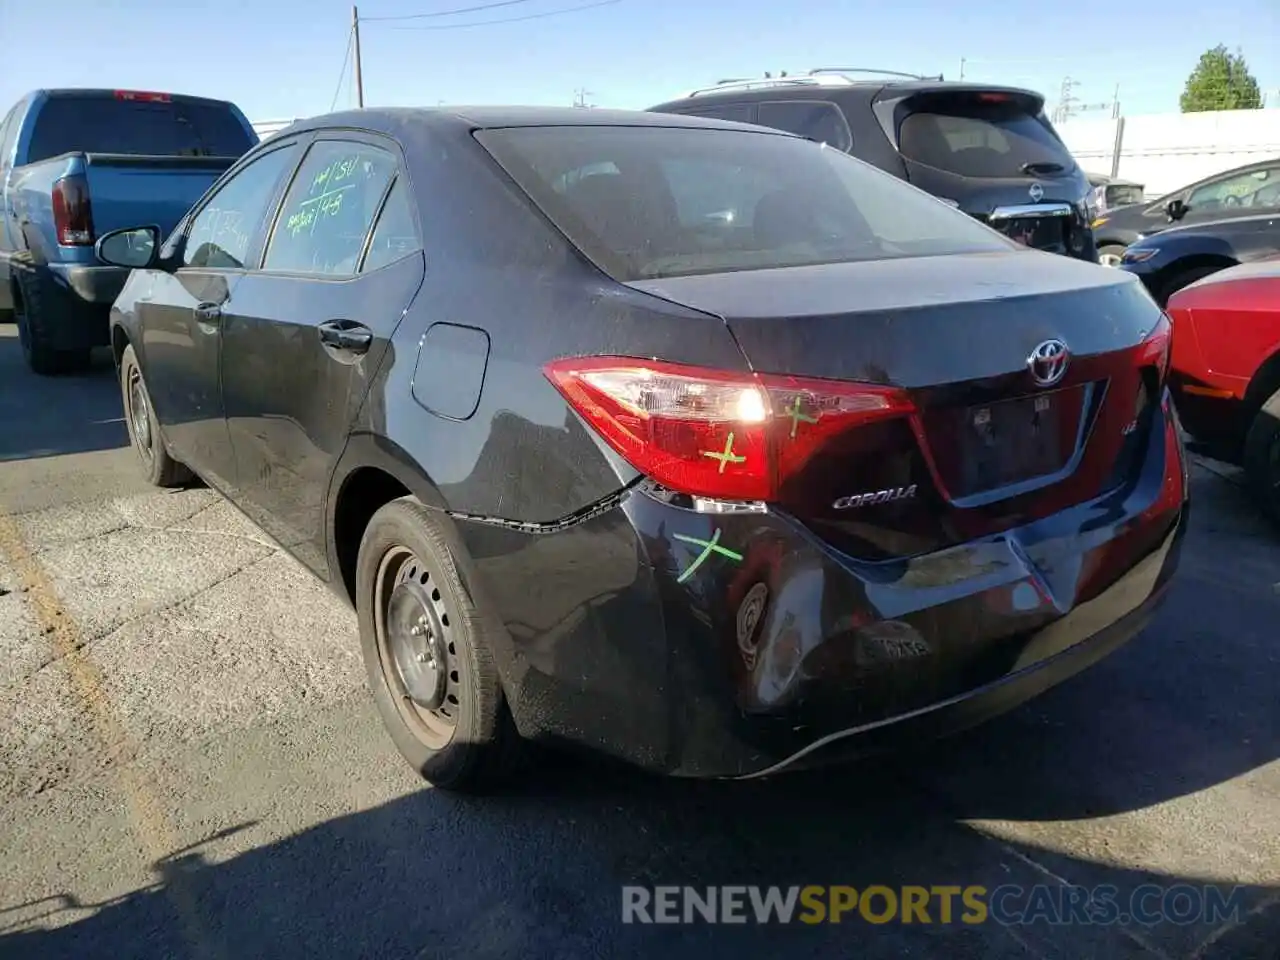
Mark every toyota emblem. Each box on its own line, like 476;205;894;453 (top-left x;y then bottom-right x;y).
1029;182;1044;202
1027;339;1070;387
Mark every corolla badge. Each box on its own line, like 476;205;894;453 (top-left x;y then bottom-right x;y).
1027;338;1070;387
1029;182;1044;202
833;485;917;510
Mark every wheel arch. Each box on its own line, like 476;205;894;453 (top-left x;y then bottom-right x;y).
326;432;450;607
1244;347;1280;425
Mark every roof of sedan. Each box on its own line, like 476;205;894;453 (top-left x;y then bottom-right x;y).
277;105;791;139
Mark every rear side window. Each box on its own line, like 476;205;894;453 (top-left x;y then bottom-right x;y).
263;141;398;276
676;103;755;124
756;101;853;152
475;125;1011;282
361;179;420;273
26;96;255;163
897;96;1075;179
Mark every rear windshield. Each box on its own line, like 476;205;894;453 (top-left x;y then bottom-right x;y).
26;96;254;163
897;98;1075;179
475;125;1012;282
1106;184;1145;207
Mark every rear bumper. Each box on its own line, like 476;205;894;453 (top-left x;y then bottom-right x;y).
48;263;132;306
462;394;1188;779
28;263;127;350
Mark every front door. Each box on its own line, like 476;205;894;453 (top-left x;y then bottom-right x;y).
220;136;424;577
139;140;304;493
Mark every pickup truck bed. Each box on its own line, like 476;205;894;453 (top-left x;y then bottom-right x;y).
0;88;257;374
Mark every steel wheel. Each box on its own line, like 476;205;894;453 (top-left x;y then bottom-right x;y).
125;366;155;464
372;544;462;749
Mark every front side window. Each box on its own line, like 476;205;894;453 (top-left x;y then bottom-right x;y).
756;101;853;152
263;140;398;276
475;125;1011;282
1188;165;1280;212
183;144;299;269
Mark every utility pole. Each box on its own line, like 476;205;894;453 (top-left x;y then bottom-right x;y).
352;5;364;108
959;57;966;80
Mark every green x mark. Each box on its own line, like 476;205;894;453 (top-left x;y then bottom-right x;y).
785;396;819;438
701;432;747;473
673;529;744;584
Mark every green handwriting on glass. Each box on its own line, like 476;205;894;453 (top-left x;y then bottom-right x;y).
284;184;353;238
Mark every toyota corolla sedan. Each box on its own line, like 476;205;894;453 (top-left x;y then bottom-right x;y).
97;107;1188;792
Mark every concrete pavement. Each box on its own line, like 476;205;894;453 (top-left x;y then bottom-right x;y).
0;323;1277;960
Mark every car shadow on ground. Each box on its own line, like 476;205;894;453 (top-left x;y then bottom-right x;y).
0;327;125;463
2;489;1277;960
0;746;1275;960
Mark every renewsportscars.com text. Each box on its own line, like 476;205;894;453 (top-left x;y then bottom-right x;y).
621;884;1249;926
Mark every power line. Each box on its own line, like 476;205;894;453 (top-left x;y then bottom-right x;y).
359;0;539;21
384;0;620;31
330;25;355;111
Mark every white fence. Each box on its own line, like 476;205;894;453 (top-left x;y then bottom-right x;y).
1057;108;1280;199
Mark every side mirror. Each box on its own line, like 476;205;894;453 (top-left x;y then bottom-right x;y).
1165;198;1189;222
95;225;162;270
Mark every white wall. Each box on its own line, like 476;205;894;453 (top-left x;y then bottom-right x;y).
251;119;300;141
1057;108;1280;198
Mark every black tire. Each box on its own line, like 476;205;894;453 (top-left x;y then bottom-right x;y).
1243;386;1280;529
11;254;92;376
1098;243;1127;268
119;343;193;487
1157;263;1229;307
355;496;521;792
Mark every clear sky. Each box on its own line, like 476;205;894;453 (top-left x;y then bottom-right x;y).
2;0;1277;123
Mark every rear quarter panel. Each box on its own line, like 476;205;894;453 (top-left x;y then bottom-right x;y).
8;154;81;263
1168;276;1280;391
343;119;751;525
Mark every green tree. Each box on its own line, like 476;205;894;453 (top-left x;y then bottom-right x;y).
1180;45;1262;112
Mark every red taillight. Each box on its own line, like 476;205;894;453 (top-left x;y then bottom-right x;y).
976;93;1012;103
114;89;172;103
544;357;914;501
52;175;94;246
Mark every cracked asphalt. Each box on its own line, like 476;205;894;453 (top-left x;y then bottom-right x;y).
0;322;1277;960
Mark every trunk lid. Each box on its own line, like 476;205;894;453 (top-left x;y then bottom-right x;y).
629;250;1168;560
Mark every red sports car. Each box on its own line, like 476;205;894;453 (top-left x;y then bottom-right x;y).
1166;258;1280;522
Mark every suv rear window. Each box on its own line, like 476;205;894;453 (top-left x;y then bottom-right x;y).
475;125;1011;282
27;96;255;163
897;95;1075;179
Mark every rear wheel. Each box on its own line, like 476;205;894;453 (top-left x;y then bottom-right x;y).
356;497;521;792
1158;263;1230;306
119;344;193;487
1097;243;1126;268
1243;387;1280;529
13;257;91;376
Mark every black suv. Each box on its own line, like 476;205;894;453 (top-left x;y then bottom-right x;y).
648;69;1099;263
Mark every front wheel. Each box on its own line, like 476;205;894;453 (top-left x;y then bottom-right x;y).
119;343;193;487
356;497;522;792
1243;387;1280;529
1158;263;1230;306
1097;244;1127;268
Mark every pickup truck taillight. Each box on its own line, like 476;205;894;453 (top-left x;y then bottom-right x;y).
52;174;95;246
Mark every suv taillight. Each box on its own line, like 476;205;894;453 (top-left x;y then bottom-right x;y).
52;175;94;246
544;357;915;502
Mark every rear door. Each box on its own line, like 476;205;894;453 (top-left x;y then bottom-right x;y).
884;89;1096;260
219;134;425;577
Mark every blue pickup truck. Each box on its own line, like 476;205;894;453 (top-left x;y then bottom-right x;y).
0;89;258;373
